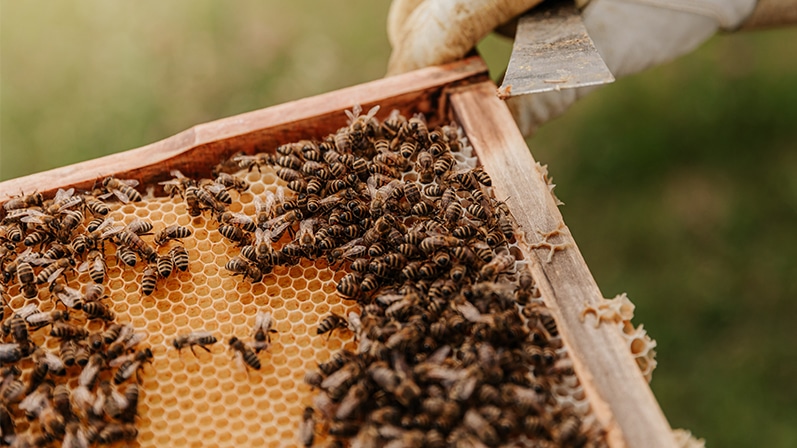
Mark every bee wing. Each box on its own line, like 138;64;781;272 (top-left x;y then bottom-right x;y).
270;220;291;239
345;105;362;124
111;189;131;204
365;105;380;120
25;312;51;326
124;332;147;349
47;267;66;284
188;330;215;343
42;350;65;371
114;324;135;344
454;301;487;324
169;169;186;179
275;186;286;203
79;362;101;388
19;388;48;414
298;218;315;235
119;179;139;188
30;256;55;266
341;245;366;259
108;352;135;368
54;187;74;202
366;176;378;198
77;261;90;273
254;311;272;332
72;385;94;410
0;343;21;357
110;388;129;411
18;209;47;224
55;286;82;308
16;303;40;319
100;225;124;239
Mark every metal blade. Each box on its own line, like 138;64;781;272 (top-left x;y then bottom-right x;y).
497;0;614;99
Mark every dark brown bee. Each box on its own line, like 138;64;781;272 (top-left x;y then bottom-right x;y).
184;185;203;216
88;332;104;351
231;152;274;173
58;209;84;236
59;340;77;366
97;423;138;444
50;322;88;340
81;249;106;284
360;273;380;292
411;201;434;216
399;140;417;159
117;245;138;267
416;150;434;183
276;167;303;183
154;224;192;246
225;257;262;282
367;242;387;258
276;155;303;171
112;348;153;384
466;203;488;221
3;191;43;211
485;230;506;248
433;155;455;177
219;225;252;245
170;245;189;271
83;195;109;216
317;351;354;381
252;311;277;353
480;253;516;279
472;166;492;186
83;301;115;321
117;229;157;262
141;265;158;295
16;259;37;298
23;229;51;247
495;201;516;240
25;308;70;330
35;258;73;285
407;114;429;142
173;331;218;355
381;109;406;138
102;177;142;202
3;223;23;242
449;264;468;283
195;185;227;215
229;336;260;370
444;201;464;226
219;211;257;232
316;313;348;338
84;283;104;303
74;341;90;367
156;254;174;278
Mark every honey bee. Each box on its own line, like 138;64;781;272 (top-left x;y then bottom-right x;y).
233;152;274;173
83;301;115;321
97;423;138;444
51;322;89;341
116;228;156;262
419;235;460;254
22;228;52;247
195;185;227;216
415;150;435;183
406;113;429;142
101;176;142;203
219;211;257;232
71;217;122;254
367;177;402;218
217;225;251;246
117;245;138;267
141;265;158;295
225;257;262;282
3;191;43;211
229;336;261;370
156;254;174;278
335;381;368;420
381;109;406;138
172;331;218;355
25;307;70;330
215;172;249;192
153;224;192;246
78;249;106;284
184;185;203;216
169;245;189;272
111;347;153;384
0;343;22;364
316;313;348;338
83;194;109;216
252;311;277;353
202;181;233;205
479;252;516;279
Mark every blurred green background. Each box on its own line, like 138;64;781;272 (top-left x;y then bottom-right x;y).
2;2;796;446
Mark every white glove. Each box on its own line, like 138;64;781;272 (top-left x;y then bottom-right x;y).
387;0;758;136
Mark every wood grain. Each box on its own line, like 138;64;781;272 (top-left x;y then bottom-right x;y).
0;56;488;203
449;81;677;448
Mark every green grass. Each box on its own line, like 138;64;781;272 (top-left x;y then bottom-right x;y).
3;3;797;446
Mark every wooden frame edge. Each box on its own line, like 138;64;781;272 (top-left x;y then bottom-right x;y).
448;81;677;448
0;56;488;203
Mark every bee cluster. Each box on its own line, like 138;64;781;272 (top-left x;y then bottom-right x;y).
0;181;196;446
204;105;607;447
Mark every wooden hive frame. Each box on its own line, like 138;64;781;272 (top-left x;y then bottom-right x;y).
0;55;676;448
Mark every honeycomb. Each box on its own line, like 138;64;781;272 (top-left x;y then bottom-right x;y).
580;293;658;382
0;106;612;447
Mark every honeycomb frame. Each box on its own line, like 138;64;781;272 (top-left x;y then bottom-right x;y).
0;60;667;443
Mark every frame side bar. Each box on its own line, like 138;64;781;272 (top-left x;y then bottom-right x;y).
449;81;676;448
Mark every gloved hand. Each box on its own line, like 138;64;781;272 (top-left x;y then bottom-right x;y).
387;0;759;136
